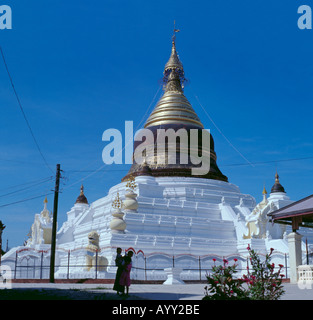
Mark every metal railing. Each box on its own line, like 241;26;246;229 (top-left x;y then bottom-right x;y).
2;246;291;281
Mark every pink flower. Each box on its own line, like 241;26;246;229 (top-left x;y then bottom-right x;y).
247;244;250;250
223;259;228;265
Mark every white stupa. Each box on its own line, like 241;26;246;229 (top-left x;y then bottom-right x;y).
53;36;297;279
3;35;307;281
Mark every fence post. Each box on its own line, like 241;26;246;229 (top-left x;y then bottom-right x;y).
172;255;175;268
144;256;147;281
199;256;201;281
285;253;288;280
33;258;36;279
14;251;18;279
40;251;43;279
95;250;98;279
67;250;70;279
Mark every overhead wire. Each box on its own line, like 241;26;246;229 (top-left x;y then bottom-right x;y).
0;176;53;199
61;85;162;191
0;46;53;174
0;192;54;209
193;93;255;167
0;176;53;192
221;156;313;167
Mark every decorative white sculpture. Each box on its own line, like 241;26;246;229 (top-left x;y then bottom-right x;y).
26;197;52;247
124;175;138;212
85;231;108;272
110;193;127;233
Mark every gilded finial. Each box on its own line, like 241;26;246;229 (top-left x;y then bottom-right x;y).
112;192;123;209
125;175;137;191
80;184;84;195
262;185;267;195
172;20;180;45
44;196;48;204
275;171;279;183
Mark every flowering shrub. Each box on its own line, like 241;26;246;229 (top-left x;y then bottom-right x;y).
203;258;249;300
203;247;285;300
243;245;285;300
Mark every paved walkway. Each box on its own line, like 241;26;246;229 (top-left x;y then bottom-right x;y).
6;282;313;300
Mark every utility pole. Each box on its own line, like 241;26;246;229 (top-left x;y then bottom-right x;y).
0;220;6;267
49;164;61;283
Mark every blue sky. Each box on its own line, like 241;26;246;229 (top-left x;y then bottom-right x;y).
1;0;313;248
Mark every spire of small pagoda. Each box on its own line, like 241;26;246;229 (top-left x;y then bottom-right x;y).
75;184;88;204
270;171;286;194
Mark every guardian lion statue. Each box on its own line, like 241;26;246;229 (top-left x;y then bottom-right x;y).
85;231;108;271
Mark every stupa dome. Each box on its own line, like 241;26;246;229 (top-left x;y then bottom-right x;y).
75;185;88;204
270;172;286;193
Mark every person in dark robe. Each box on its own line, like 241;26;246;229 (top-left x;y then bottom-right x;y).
113;247;124;294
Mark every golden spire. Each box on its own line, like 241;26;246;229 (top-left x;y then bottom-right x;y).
44;196;48;204
275;171;280;183
165;22;183;76
144;24;203;129
112;192;123;209
262;185;267;195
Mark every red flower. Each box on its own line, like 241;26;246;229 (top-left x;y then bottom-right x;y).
213;258;216;262
234;258;238;262
278;264;284;268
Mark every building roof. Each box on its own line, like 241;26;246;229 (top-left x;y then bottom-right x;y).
268;193;313;224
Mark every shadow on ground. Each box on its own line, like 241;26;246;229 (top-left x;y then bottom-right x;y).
0;288;147;300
